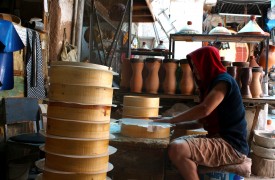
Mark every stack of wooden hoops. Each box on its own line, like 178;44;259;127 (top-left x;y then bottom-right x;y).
121;96;171;139
251;130;275;178
36;61;117;180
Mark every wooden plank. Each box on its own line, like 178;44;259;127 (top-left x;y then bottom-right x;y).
243;97;275;105
248;105;262;148
170;34;268;43
133;0;155;22
133;10;152;16
132;17;155;22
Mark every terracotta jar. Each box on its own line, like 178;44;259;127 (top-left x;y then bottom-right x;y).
158;61;165;93
130;58;144;93
259;45;275;72
144;58;161;94
179;59;194;95
227;66;237;79
162;59;178;94
221;60;232;67
120;58;132;91
232;62;249;88
250;67;263;98
249;55;259;68
221;56;232;67
240;67;252;98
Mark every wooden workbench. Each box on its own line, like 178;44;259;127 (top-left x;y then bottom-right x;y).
108;130;170;180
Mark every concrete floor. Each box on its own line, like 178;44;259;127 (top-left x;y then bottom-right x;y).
247;175;275;180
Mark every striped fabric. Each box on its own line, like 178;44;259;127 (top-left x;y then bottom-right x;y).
25;29;46;99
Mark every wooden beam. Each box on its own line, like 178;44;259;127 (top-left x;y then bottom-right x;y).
132;16;154;22
132;0;155;22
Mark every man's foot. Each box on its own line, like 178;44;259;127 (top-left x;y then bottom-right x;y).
198;157;252;177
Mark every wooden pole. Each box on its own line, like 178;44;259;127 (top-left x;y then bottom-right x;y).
74;0;85;62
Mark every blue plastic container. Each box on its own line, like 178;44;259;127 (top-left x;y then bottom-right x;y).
0;53;14;90
199;171;244;180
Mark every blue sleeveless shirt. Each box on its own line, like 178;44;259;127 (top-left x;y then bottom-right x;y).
210;73;249;155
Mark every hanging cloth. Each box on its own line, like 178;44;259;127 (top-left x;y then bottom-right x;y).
25;29;45;99
60;28;77;62
0;19;24;90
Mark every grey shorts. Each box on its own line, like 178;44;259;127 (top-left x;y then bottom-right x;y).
179;135;246;167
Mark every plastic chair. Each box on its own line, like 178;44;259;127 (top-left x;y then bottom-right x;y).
1;97;45;179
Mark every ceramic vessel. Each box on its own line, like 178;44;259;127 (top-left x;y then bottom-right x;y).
153;40;167;51
238;15;266;35
120;58;132;91
240;67;252;98
162;59;178;94
177;21;199;34
158;61;165;92
259;45;275;72
221;60;232;67
144;58;161;94
179;59;194;95
250;67;263;98
232;62;249;88
209;23;231;35
130;58;144;93
227;66;237;79
249;56;260;67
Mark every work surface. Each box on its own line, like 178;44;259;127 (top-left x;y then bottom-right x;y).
108;123;275;180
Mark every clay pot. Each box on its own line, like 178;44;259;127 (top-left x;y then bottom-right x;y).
144;58;161;94
232;62;249;88
130;58;144;93
227;66;237;79
249;56;260;67
259;45;275;72
250;67;263;98
158;62;165;93
221;60;232;67
179;59;194;95
240;67;252;98
120;58;132;91
162;59;178;94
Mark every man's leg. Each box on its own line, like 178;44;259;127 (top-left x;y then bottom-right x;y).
168;139;199;180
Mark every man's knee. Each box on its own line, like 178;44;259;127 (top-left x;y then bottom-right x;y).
168;140;191;160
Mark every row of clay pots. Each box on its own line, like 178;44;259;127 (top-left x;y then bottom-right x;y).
120;58;195;95
121;57;264;98
224;60;264;98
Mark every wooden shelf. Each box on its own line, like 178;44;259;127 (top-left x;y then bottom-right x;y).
243;96;275;105
169;34;269;43
116;91;275;105
131;50;171;58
